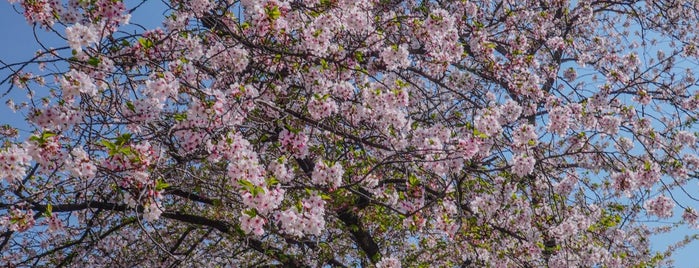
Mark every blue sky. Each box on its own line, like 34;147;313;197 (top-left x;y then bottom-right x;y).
0;1;697;267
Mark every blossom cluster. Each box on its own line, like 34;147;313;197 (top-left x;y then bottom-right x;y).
4;0;699;266
65;23;99;53
0;205;35;232
311;160;344;188
275;194;326;237
279;129;309;158
644;195;675;218
0;144;32;182
63;147;96;179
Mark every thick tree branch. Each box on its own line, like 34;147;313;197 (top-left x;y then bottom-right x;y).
335;193;381;264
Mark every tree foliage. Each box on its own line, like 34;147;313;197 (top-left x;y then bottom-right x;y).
2;0;699;267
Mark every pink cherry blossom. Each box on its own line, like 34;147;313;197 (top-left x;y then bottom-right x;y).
65;23;99;53
279;129;309;158
240;213;266;236
512;153;536;177
644;195;674;218
381;44;411;71
376;257;401;268
0;144;32;182
683;208;699;228
3;0;699;266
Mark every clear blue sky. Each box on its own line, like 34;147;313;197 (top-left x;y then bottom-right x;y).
0;1;697;267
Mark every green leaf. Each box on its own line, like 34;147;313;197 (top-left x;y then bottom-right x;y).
266;6;281;20
138;38;153;49
266;176;279;186
173;113;187;122
44;204;53;217
243;209;257;218
295;200;303;212
125;101;135;112
238;180;254;192
473;129;489;139
42;131;56;139
354;51;364;62
251;185;266;197
99;139;116;151
31;131;57;145
408;174;419;187
116;133;132;146
117;147;130;154
87;57;101;67
155;179;170;191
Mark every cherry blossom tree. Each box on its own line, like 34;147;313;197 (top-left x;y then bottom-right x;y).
2;0;699;267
